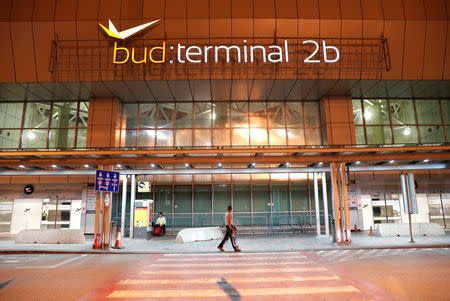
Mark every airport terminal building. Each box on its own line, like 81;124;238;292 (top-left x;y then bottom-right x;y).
0;0;449;240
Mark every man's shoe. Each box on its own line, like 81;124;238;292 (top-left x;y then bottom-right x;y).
217;246;224;252
234;248;242;252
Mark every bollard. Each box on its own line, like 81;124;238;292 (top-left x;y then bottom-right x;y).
330;218;337;243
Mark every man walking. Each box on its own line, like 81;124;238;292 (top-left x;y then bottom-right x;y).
218;205;241;252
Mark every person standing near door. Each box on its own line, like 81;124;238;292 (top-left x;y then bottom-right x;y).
218;205;241;252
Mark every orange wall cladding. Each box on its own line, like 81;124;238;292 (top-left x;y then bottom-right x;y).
0;0;449;82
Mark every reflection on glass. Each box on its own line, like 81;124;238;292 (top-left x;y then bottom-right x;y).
355;126;366;144
287;129;305;145
393;126;418;143
269;128;286;145
51;102;77;128
442;100;450;123
0;103;23;128
249;102;267;127
267;102;285;127
194;103;211;128
175;129;192;146
24;102;50;128
194;129;211;147
139;103;156;128
125;129;137;147
156;130;173;147
416;99;442;124
49;129;75;148
21;129;47;148
175;103;193;128
286;102;303;127
366;126;392;144
137;130;155;147
157;103;175;128
363;99;390;125
231;102;248;127
124;104;138;129
232;128;249;146
305;128;321;145
250;128;268;145
304;102;320;127
419;126;445;143
352;99;363;124
213;103;230;128
0;129;20;148
76;128;87;148
78;102;89;127
390;100;416;124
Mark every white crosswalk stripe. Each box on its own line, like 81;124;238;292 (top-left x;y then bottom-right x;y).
315;248;431;262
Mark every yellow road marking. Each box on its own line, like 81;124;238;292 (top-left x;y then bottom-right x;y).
151;261;314;268
107;285;360;298
120;275;340;285
157;255;306;262
140;267;327;275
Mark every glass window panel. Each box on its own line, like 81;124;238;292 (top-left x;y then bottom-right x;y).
233;184;250;212
194;185;212;213
252;183;270;212
442;100;450;124
231;102;248;127
194;129;211;147
49;129;75;148
419;125;445;143
137;130;155;147
304;102;320;127
76;128;87;148
287;128;305;145
156;130;173;147
416;100;442;124
174;185;192;213
363;99;390;125
232;128;249;146
267;102;285;127
389;99;416;124
355;126;366;144
366;126;392;144
286;102;303;127
23;102;50;128
154;185;173;216
124;104;138;129
213;184;231;213
125;129;137;147
78;101;89;127
447;127;450;142
213;129;230;146
249;102;267;127
139;103;156;129
51;102;77;128
157;103;175;128
250;128;268;146
21;129;47;148
305;128;321;145
269;128;286;145
175;129;192;146
213;103;230;128
291;182;309;211
393;126;418;143
175;103;193;128
0;129;20;149
0;103;23;128
272;183;289;212
352;99;363;125
194;103;211;128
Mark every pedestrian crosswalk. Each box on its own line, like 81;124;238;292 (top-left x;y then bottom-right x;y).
105;252;367;300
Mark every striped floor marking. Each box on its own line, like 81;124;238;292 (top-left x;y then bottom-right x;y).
163;251;303;256
157;255;307;262
107;285;360;298
150;261;315;268
119;275;340;285
140;267;327;275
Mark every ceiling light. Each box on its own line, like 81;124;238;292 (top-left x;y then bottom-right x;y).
285;162;290;166
84;164;89;168
117;164;122;168
19;165;25;168
251;163;256;167
423;159;429;163
364;111;372;121
27;132;36;140
403;127;411;136
318;162;323;166
355;161;361;164
151;163;156;168
217;163;222;168
51;164;57;168
389;160;395;163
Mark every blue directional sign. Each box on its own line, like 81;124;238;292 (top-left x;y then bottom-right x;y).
95;169;120;192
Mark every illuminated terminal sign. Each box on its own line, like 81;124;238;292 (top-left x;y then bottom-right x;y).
99;19;340;66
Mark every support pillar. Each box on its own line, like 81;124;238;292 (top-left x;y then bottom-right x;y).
121;175;127;240
330;163;351;244
313;172;321;235
321;172;329;235
130;174;136;238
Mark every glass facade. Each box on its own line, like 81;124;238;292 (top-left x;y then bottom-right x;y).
353;99;450;145
122;101;322;148
0;101;89;149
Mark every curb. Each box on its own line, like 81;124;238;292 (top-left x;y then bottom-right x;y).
0;244;448;255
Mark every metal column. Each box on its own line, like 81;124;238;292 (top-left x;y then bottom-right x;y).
130;175;136;238
321;172;329;235
313;172;321;235
121;175;127;240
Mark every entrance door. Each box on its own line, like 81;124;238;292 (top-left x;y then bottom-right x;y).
10;199;42;234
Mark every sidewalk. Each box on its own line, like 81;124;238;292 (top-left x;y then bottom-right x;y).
0;231;449;254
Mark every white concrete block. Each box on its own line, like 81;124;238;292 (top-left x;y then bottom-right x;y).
375;223;445;237
15;229;85;244
175;227;224;243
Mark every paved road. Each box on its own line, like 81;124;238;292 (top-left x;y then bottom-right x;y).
0;248;448;300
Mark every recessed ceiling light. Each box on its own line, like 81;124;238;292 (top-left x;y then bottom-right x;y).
218;163;222;167
51;164;57;168
19;165;25;168
251;163;256;167
285;162;290;166
117;164;122;168
423;159;429;163
318;162;323;166
355;161;361;164
151;164;156;168
185;163;190;167
84;164;89;168
389;160;395;163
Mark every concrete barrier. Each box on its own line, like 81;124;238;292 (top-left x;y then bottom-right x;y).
175;227;224;243
15;229;85;244
375;223;445;237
